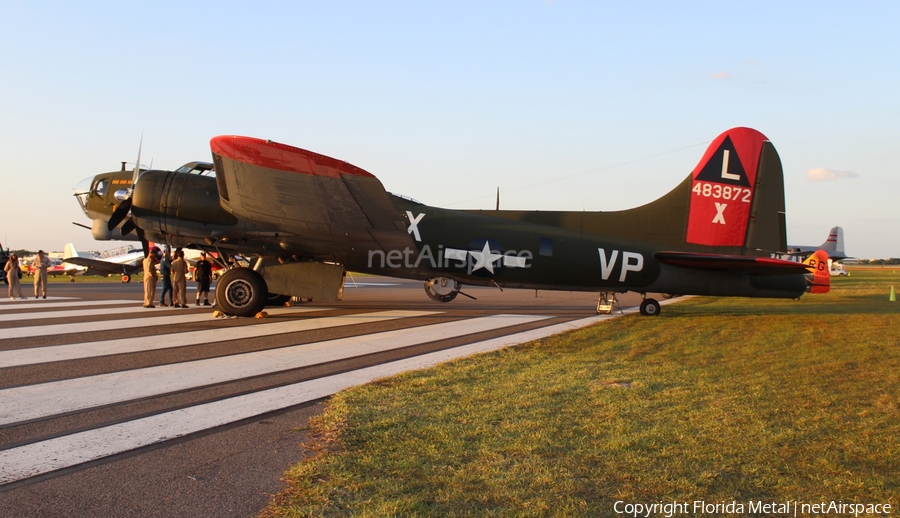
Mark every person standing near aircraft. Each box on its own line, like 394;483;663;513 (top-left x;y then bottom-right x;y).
32;250;50;299
159;247;173;307
194;251;212;306
142;247;161;308
171;249;189;308
5;254;26;300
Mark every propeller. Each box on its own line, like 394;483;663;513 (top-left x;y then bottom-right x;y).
107;132;143;232
107;131;153;257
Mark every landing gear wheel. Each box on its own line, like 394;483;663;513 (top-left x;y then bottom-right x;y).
639;298;661;316
266;293;291;307
215;268;268;317
122;274;131;283
424;277;460;303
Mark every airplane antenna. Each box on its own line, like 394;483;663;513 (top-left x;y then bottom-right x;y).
495;187;500;211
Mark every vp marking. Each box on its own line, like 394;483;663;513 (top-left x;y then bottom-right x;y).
598;248;644;282
406;211;425;242
713;202;727;225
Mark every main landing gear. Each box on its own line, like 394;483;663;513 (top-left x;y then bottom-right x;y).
424;277;461;302
215;268;268;317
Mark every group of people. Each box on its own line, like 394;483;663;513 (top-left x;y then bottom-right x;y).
142;246;213;309
4;250;51;300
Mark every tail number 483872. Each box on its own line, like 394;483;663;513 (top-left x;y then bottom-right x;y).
691;182;751;203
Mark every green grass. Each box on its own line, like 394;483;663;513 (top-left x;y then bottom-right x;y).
262;270;900;517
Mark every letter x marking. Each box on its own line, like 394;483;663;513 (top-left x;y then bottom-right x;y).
712;202;727;225
406;211;425;242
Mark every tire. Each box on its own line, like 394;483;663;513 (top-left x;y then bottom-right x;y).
122;274;131;283
266;293;291;307
424;277;460;303
639;298;661;316
215;268;268;317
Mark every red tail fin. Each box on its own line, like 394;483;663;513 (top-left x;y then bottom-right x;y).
803;249;830;294
686;127;768;247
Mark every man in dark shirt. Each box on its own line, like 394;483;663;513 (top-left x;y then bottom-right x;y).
195;251;213;306
159;248;173;307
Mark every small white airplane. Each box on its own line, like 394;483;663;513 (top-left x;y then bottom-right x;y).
62;243;145;283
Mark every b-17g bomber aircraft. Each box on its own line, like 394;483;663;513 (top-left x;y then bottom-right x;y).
74;127;829;317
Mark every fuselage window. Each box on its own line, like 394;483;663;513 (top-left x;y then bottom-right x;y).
93;179;108;197
539;237;553;257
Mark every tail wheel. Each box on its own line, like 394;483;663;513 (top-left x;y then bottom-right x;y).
122;274;131;283
639;298;661;316
424;277;460;303
215;268;268;317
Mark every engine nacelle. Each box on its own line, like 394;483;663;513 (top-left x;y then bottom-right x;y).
132;170;238;236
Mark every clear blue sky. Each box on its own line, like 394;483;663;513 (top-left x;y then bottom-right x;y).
2;1;897;257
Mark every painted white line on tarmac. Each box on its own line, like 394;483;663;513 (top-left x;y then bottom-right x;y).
0;300;137;312
0;297;75;304
0;305;177;323
0;314;547;425
0;309;641;486
0;307;326;340
0;310;436;368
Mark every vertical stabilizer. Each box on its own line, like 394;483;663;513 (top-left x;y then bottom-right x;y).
820;227;844;254
803;249;830;294
64;243;79;259
685;127;787;255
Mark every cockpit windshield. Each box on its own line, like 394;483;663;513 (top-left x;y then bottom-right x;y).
174;161;215;177
73;176;95;215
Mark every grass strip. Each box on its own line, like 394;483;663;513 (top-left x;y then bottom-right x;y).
262;269;900;517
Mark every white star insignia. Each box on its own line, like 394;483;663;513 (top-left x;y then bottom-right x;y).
469;241;503;274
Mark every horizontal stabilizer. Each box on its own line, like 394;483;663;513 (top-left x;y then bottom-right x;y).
655;251;810;275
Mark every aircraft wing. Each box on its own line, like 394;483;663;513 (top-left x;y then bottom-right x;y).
784;246;850;261
210;136;413;258
46;266;85;277
62;257;143;276
655;252;811;275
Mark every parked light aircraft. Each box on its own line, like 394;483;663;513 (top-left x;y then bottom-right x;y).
75;127;830;317
62;243;145;283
